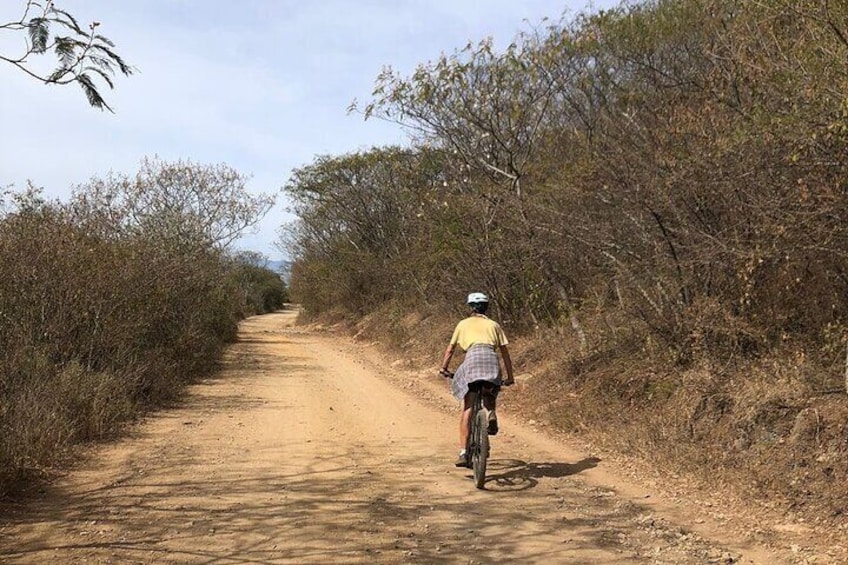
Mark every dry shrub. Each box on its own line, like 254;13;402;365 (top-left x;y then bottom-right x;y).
354;302;453;347
714;367;848;519
0;197;257;496
228;259;288;317
0;362;135;480
517;328;848;522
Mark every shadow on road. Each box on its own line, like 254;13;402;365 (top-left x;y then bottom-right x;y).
483;457;602;491
0;447;633;565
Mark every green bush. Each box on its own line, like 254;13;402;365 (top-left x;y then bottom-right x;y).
228;258;288;315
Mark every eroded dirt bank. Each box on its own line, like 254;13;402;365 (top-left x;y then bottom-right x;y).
0;310;832;563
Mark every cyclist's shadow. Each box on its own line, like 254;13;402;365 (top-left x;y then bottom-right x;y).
480;457;601;492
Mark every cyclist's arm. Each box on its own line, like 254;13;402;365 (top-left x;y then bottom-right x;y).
440;344;456;374
500;344;515;385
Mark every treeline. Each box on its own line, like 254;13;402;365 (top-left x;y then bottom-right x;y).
285;0;848;514
0;158;285;495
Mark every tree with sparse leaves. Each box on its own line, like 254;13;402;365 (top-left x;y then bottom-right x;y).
0;0;133;111
70;157;276;250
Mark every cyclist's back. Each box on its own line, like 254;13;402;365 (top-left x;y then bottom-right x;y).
450;315;506;352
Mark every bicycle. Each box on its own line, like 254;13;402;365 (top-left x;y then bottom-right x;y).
441;370;497;489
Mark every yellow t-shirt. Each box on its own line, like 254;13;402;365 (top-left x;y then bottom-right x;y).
450;315;508;351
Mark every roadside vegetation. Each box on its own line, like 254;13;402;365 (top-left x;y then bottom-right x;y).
0;159;284;496
284;0;848;524
0;2;288;499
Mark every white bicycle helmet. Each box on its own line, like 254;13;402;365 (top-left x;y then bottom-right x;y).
466;292;489;304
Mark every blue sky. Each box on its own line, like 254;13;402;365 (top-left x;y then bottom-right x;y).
1;0;619;259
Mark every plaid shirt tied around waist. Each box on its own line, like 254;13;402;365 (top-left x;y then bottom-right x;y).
451;344;501;400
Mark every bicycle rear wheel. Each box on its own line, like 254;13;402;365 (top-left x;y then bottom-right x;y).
471;407;489;489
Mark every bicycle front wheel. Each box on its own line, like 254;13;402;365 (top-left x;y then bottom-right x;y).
471;408;489;489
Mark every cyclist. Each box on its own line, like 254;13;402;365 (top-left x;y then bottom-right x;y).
439;292;515;467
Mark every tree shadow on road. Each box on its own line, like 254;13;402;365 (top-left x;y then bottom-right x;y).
483;457;602;491
0;448;636;565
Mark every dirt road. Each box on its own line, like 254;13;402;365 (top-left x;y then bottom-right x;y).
0;310;808;563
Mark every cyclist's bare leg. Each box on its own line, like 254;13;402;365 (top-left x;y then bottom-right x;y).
459;393;473;449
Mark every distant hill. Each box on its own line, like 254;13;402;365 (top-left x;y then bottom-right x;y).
267;259;292;283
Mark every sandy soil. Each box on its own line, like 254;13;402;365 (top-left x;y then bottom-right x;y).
0;310;830;563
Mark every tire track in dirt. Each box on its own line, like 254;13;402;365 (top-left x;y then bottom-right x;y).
0;310;801;563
